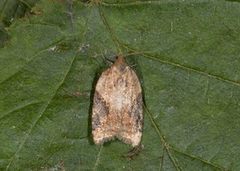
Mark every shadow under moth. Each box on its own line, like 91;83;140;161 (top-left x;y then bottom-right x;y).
92;55;143;147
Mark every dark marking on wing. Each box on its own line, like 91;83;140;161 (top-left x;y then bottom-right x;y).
92;91;109;130
128;93;143;132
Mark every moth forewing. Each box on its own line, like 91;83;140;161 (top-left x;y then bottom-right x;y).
92;56;143;147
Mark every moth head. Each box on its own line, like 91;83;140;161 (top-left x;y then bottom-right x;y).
114;55;128;72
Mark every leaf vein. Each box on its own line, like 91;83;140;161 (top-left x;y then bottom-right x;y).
101;0;161;7
143;54;240;87
98;6;122;53
145;106;227;170
0;100;41;121
145;106;182;171
0;38;64;85
172;148;226;170
92;145;103;171
5;51;77;170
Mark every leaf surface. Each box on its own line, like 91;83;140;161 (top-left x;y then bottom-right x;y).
0;0;240;170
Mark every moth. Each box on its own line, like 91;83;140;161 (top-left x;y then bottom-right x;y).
92;55;143;147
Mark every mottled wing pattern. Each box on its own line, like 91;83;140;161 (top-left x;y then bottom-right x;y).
92;56;143;147
92;70;115;143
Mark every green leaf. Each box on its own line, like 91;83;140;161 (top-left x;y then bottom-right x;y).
0;0;240;170
0;0;39;26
